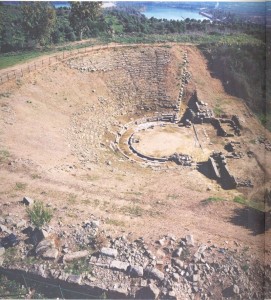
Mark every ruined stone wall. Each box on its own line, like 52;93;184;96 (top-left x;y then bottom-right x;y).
208;153;237;190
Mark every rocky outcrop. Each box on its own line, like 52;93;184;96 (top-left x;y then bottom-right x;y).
0;214;266;299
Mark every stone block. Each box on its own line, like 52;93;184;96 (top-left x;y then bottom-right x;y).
128;265;144;277
63;250;89;263
67;274;82;284
145;267;164;281
110;260;129;272
100;247;118;258
22;197;34;206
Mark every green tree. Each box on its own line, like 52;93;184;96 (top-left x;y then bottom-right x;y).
69;1;102;40
21;2;56;46
0;5;26;52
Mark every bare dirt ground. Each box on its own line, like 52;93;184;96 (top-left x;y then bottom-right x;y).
133;125;210;160
0;44;270;268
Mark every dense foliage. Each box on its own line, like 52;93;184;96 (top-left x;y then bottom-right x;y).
69;2;102;40
0;3;265;52
199;42;266;122
21;2;56;46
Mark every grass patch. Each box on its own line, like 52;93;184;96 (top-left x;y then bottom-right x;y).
124;191;143;196
213;103;225;117
202;196;225;205
105;218;125;227
241;264;249;272
233;195;264;211
92;199;100;207
116;175;125;182
0;274;28;298
81;198;100;208
233;195;246;205
30;173;41;180
67;212;78;218
242;246;249;253
0;41;97;70
0;92;11;98
0;149;10;162
3;247;19;263
121;205;143;217
85;174;99;181
24;255;39;265
64;258;90;275
67;193;77;205
102;200;110;209
82;199;91;205
15;182;27;191
256;112;271;131
167;194;179;200
0;50;54;69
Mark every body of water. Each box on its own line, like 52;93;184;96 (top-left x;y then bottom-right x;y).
143;6;207;21
51;1;267;21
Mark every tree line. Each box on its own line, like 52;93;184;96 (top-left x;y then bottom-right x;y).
0;1;265;53
0;2;103;52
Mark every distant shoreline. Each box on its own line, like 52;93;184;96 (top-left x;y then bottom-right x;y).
102;2;116;9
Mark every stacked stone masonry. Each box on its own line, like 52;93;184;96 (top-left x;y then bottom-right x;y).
67;48;177;112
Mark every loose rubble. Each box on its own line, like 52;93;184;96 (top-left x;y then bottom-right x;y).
0;214;267;299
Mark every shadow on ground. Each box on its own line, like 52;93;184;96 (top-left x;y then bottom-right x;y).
197;161;215;180
229;206;270;236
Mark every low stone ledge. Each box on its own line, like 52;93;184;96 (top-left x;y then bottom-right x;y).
63;250;89;263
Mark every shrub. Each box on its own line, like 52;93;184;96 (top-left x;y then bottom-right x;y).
26;201;53;228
